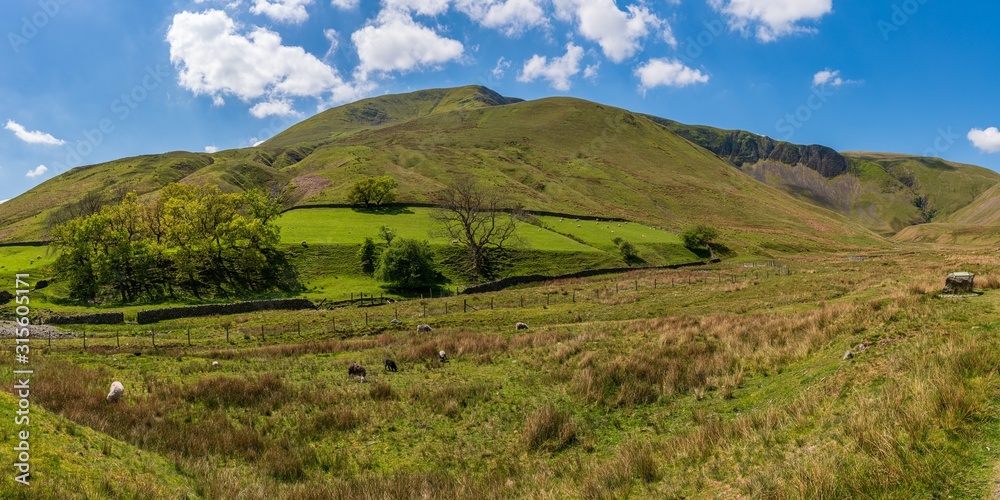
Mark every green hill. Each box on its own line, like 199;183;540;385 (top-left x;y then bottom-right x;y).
645;117;1000;235
0;86;882;253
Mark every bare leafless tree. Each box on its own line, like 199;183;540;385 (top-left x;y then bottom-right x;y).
433;177;521;278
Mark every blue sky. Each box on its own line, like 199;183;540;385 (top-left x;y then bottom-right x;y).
2;0;999;203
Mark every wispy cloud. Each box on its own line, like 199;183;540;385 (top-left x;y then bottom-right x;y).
5;120;65;145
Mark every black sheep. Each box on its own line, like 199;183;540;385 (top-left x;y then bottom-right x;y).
384;359;398;372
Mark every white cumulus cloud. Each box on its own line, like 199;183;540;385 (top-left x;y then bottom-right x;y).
331;0;359;8
456;0;547;35
518;42;584;91
382;0;451;16
250;0;314;24
167;10;367;114
205;145;220;153
553;0;663;62
352;10;464;79
4;120;65;146
250;98;303;118
710;0;833;42
26;165;48;178
635;58;709;90
969;127;1000;154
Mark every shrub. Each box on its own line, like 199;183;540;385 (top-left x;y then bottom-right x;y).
358;237;377;275
375;239;438;288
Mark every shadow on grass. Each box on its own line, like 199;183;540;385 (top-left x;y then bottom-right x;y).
351;206;415;216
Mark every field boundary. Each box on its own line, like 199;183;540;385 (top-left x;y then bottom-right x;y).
283;203;631;222
137;298;316;324
461;259;719;294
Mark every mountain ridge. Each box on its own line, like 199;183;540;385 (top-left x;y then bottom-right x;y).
1;85;993;248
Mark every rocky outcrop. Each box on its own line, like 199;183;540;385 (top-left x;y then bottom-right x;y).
643;116;849;179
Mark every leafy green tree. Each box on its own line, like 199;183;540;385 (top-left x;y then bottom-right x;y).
378;225;397;245
358;237;377;275
347;176;398;207
612;237;639;264
374;239;437;288
681;224;720;258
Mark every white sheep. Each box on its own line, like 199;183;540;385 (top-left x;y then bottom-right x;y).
438;350;447;363
515;322;529;331
391;318;402;325
417;324;433;333
106;381;124;404
212;361;220;368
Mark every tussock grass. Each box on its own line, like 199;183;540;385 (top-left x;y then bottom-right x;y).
523;404;578;452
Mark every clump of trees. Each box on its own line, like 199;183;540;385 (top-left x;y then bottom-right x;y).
375;239;438;289
681;224;719;258
347;176;398;207
433;177;521;279
53;184;294;303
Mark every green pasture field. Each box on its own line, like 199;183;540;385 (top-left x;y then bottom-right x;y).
4;250;1000;498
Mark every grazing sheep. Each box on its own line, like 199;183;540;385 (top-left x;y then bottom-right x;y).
106;381;124;404
212;361;220;368
348;363;367;382
384;359;398;372
417;324;433;333
438;350;447;363
390;318;402;325
515;322;529;331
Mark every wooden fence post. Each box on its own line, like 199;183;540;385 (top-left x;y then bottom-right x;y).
83;329;87;350
187;327;192;347
151;329;156;349
464;299;467;313
116;330;120;349
490;297;494;309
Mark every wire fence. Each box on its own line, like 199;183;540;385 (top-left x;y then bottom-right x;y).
13;263;790;352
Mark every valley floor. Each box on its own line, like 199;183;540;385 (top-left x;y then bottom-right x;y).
3;247;1000;498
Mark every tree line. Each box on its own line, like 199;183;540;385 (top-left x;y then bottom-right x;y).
53;184;295;303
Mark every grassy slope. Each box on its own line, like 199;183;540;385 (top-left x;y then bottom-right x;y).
845;152;1000;223
0;152;213;242
284;97;879;250
263;85;522;148
0;392;196;498
5;249;1000;497
637;118;1000;235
